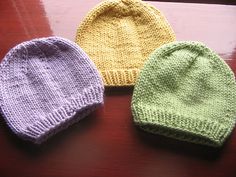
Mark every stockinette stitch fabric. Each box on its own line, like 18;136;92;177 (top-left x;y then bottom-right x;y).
131;41;236;147
76;0;175;86
0;36;104;144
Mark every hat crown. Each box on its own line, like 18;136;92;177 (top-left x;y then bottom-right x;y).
0;37;104;143
132;41;236;146
76;0;175;86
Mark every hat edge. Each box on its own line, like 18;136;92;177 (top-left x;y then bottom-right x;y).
18;85;104;144
132;104;234;147
101;68;140;86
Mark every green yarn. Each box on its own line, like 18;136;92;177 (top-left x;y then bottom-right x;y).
131;41;236;147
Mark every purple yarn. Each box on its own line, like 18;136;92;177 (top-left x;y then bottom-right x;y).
0;36;104;144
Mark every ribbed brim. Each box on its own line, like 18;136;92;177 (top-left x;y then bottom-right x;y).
101;69;140;86
132;105;233;147
20;86;104;144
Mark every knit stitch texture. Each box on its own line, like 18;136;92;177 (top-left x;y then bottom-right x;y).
131;41;236;147
0;36;104;144
76;0;175;86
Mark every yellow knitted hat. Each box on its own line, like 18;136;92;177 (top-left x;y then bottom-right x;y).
76;0;176;86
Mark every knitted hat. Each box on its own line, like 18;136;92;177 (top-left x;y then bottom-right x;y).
131;41;236;147
76;0;175;86
0;37;104;144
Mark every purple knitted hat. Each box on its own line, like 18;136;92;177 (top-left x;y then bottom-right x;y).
0;36;104;144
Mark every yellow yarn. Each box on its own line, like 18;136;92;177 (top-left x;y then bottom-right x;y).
76;0;176;86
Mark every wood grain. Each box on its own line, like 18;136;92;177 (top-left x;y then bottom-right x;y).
0;0;236;177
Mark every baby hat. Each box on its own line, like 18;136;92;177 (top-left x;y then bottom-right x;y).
131;41;236;147
76;0;175;86
0;37;104;144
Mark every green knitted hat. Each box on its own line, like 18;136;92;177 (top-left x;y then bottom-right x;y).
131;41;236;147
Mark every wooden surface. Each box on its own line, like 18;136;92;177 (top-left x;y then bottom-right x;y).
0;0;236;177
148;0;236;5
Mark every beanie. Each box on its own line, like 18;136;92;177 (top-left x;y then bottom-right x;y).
76;0;175;86
131;41;236;147
0;37;104;144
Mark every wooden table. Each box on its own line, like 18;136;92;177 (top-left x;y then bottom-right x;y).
0;1;236;177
